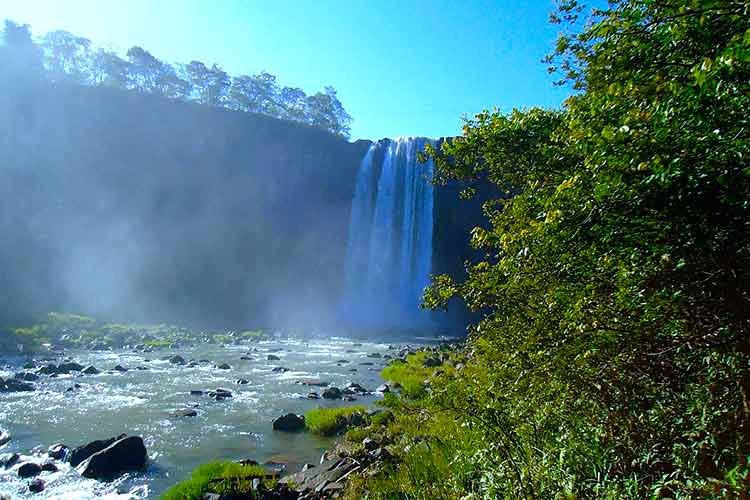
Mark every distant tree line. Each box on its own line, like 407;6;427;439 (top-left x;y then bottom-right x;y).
0;20;352;138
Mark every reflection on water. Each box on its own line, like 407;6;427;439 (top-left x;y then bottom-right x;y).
0;336;401;498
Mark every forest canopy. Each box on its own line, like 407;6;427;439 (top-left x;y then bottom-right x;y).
0;19;353;138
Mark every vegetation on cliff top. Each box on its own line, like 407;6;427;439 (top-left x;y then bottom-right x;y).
342;0;750;498
0;19;352;137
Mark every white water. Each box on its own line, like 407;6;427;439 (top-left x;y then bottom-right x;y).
341;138;435;327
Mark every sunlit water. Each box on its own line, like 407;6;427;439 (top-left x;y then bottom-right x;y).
0;335;405;498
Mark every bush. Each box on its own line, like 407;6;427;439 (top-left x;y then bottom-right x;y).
305;406;368;436
162;461;270;500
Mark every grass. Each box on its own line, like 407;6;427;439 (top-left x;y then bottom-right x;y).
305;405;368;436
380;351;452;399
162;461;271;500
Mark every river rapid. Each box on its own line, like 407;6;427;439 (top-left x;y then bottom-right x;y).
0;335;407;498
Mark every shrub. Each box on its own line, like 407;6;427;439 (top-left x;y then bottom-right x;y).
305;405;368;436
162;461;270;500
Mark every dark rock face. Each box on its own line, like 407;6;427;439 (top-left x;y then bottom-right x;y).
70;434;127;467
41;462;58;472
77;436;148;479
322;387;342;399
17;462;42;478
14;372;40;382
272;413;305;432
281;457;359;496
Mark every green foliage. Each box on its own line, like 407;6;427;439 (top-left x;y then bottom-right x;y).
380;351;449;399
305;405;368;436
353;1;750;498
161;461;271;500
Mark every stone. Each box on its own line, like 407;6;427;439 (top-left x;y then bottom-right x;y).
267;354;281;361
0;378;34;392
114;365;128;372
367;352;382;358
190;390;204;396
272;413;305;432
362;438;378;451
41;462;58;472
343;382;368;395
170;409;198;417
236;379;249;385
423;356;442;367
322;387;342;399
0;429;10;446
18;462;43;478
376;384;390;393
169;355;186;365
28;478;45;493
77;436;148;479
14;372;40;382
272;366;289;373
307;391;320;399
70;434;127;467
82;366;100;375
48;443;69;460
217;363;231;370
0;452;20;468
58;362;84;372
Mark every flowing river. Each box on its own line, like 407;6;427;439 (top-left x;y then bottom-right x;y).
0;335;410;498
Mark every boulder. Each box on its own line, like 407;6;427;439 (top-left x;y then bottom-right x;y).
77;436;148;479
82;365;100;375
0;429;10;446
190;390;204;396
362;438;379;451
307;391;320;399
367;353;382;358
272;413;305;432
48;443;69;460
28;478;45;493
14;372;40;382
58;362;84;372
322;387;342;399
423;356;442;368
240;356;253;361
0;452;20;468
0;378;34;392
113;365;128;372
169;355;186;365
217;363;231;370
272;367;289;373
170;409;198;418
41;462;58;472
343;383;368;395
18;462;42;478
376;384;391;393
70;434;127;467
236;379;249;385
267;354;280;361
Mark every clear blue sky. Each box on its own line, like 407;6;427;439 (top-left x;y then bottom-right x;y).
0;0;570;140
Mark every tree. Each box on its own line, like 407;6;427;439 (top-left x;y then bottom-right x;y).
42;30;92;83
228;71;280;115
186;61;229;106
423;0;750;496
90;49;131;88
306;86;351;138
0;20;44;79
278;86;309;122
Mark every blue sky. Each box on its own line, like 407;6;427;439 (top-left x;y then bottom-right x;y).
0;0;571;140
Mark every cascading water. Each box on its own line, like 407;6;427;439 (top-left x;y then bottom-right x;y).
340;137;435;328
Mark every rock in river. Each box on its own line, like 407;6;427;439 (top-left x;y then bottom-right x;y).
70;434;127;467
267;354;280;361
0;378;34;393
0;429;10;446
82;365;100;375
169;355;186;365
48;443;69;460
77;435;148;480
170;408;198;417
0;452;20;469
272;413;305;432
322;387;342;399
17;462;42;478
28;478;45;493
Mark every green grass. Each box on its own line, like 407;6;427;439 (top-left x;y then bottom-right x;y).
380;351;450;399
305;405;368;436
162;461;270;500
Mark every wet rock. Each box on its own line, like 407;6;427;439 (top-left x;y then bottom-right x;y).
267;354;280;361
82;366;100;375
208;388;233;400
376;384;391;393
41;462;58;472
322;387;342;399
0;429;10;446
240;356;253;360
48;443;69;460
272;367;289;373
343;382;368;395
307;391;320;399
14;372;40;382
0;378;35;392
170;409;198;417
302;463;315;471
114;365;128;372
187;362;199;367
18;462;43;478
0;452;19;468
342;394;357;401
336;360;350;364
59;362;84;372
77;435;148;479
272;413;305;432
236;379;249;385
190;390;204;396
297;379;329;387
359;362;374;366
423;356;442;368
362;437;379;451
22;361;36;369
217;363;231;370
169;355;186;365
70;434;127;467
28;478;45;493
367;352;382;358
280;457;359;496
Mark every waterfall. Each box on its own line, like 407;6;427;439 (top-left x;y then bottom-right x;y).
340;137;435;328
